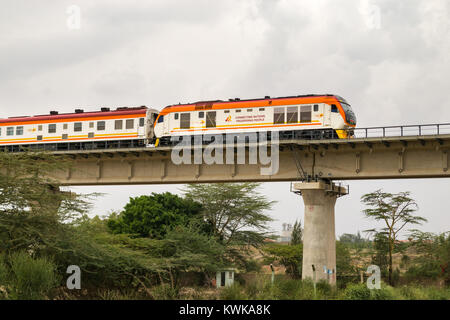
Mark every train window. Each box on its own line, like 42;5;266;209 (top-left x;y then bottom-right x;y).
300;105;312;123
89;122;94;129
74;122;82;132
174;113;179;120
38;125;43;131
331;104;338;113
16;126;24;135
259;108;265;111
37;135;43;141
88;132;94;138
206;111;216;128
62;134;68;140
115;120;123;129
286;106;298;123
126;119;134;129
199;111;205;118
274;107;285;124
157;116;164;123
97;121;106;131
235;109;241;113
180;113;190;129
247;109;252;112
63;123;68;130
48;124;56;133
7;127;14;136
224;110;230;113
314;105;319;112
139;118;145;127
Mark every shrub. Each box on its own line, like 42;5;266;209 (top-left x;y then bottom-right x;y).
344;283;371;300
423;287;450;300
315;280;336;299
294;279;316;300
371;285;396;300
399;286;430;300
8;251;59;300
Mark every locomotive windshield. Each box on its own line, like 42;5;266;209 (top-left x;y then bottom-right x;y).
340;102;356;126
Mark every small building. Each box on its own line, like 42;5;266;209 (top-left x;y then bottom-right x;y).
216;268;236;288
277;223;293;243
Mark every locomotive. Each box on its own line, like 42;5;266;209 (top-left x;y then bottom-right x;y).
0;94;356;151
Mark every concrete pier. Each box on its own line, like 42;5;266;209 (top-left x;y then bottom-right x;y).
292;181;347;285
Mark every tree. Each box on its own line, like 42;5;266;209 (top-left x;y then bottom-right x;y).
370;231;390;277
290;220;302;245
263;243;303;278
361;189;427;285
183;183;275;265
107;192;202;238
335;241;356;279
406;230;450;284
0;151;92;255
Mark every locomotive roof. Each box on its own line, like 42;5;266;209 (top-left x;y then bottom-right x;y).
0;106;148;125
160;94;343;114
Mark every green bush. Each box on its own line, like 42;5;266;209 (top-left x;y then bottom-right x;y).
399;286;432;300
397;285;450;300
344;283;371;300
316;280;336;299
8;251;59;300
371;285;396;300
422;287;450;300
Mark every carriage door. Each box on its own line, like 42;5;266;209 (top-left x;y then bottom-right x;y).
206;111;216;128
138;117;145;137
323;104;331;126
180;113;191;131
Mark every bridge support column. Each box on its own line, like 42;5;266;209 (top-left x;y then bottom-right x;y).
292;181;347;285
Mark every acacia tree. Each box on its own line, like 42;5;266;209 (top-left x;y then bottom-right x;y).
183;183;274;264
361;189;427;285
0;151;92;254
407;230;450;283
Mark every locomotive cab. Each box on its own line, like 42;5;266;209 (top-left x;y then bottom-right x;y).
335;95;356;127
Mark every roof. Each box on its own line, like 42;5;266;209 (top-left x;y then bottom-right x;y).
0;107;148;125
159;94;340;115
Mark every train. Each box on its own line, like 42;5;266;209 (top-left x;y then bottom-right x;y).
0;94;356;151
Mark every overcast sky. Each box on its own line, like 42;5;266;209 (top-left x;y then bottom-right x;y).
1;0;449;238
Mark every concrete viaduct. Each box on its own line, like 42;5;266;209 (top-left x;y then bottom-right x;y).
44;124;450;285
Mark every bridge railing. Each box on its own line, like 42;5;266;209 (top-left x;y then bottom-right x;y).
349;123;450;139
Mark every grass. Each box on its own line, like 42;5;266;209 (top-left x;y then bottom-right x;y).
216;277;449;300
